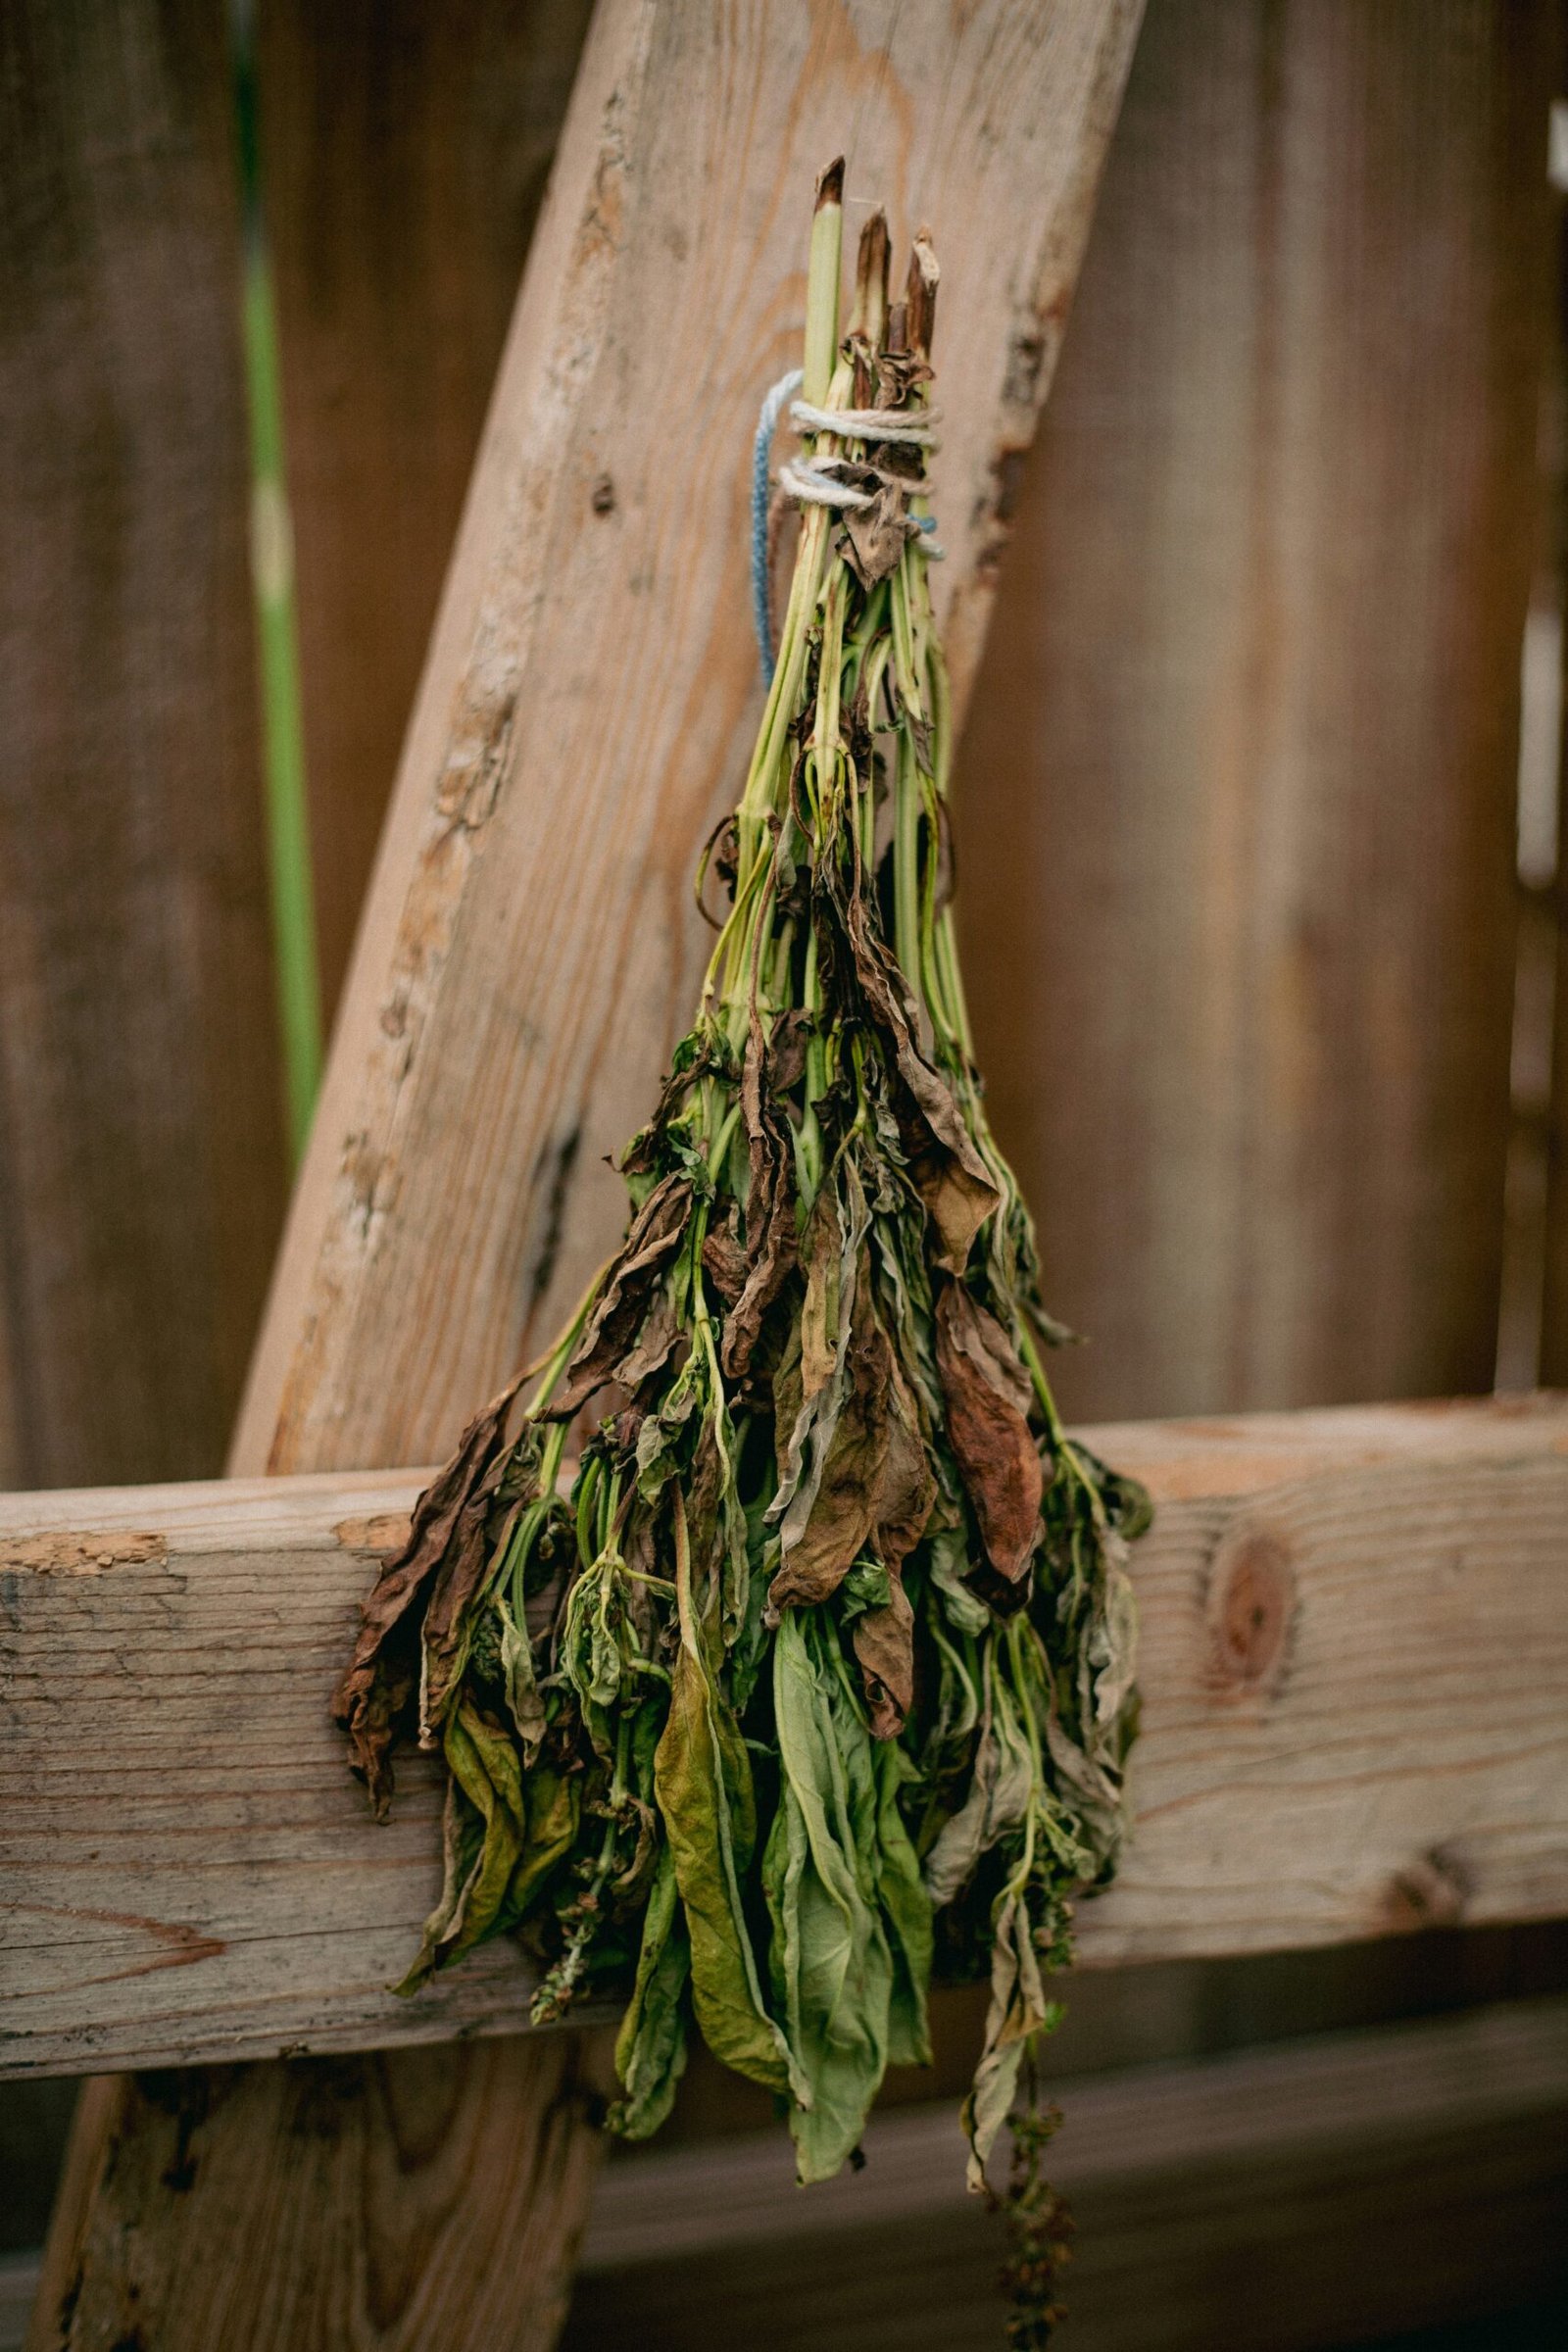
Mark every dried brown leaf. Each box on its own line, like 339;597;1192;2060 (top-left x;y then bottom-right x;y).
934;1281;1043;1583
547;1172;692;1417
842;881;998;1270
769;1285;933;1612
768;1005;812;1095
701;1217;748;1305
841;479;917;587
332;1372;526;1817
854;1573;915;1739
720;1016;798;1379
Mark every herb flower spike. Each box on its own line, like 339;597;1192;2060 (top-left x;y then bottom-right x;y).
333;165;1148;2193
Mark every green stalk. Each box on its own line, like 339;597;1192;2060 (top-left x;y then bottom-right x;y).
232;8;321;1162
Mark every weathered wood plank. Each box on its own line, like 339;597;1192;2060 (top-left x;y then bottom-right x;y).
957;0;1553;1423
4;1397;1565;2079
578;1993;1568;2263
24;2034;610;2352
565;1998;1568;2352
0;0;288;1490
230;0;1150;1481
257;0;594;1019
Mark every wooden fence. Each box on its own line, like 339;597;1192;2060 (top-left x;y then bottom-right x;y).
2;5;1566;2350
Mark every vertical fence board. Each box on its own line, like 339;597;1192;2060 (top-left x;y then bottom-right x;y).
1547;870;1568;1380
958;0;1551;1424
1542;148;1568;1380
0;0;287;1490
256;0;595;1021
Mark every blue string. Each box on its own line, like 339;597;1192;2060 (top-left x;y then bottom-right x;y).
753;368;802;687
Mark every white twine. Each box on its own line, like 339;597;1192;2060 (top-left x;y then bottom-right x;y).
788;397;942;447
753;368;946;680
777;456;876;511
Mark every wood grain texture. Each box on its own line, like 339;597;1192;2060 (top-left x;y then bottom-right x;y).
257;0;595;1017
4;1396;1566;2078
0;0;288;1490
23;2033;610;2352
230;0;1149;1482
1543;665;1568;1381
1547;949;1568;1384
957;0;1553;1423
564;1998;1568;2352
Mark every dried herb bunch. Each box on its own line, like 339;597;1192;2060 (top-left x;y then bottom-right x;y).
335;164;1146;2194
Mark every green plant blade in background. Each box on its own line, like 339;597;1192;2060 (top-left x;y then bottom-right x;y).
231;0;321;1163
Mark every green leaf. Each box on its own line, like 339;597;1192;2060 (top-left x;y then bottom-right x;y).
395;1699;527;1992
873;1739;933;2067
503;1763;578;1932
496;1594;547;1763
768;1610;893;2181
960;1882;1063;2192
610;1842;691;2140
655;1640;797;2096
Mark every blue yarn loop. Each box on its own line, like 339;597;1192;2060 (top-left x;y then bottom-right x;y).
752;369;802;688
751;370;940;686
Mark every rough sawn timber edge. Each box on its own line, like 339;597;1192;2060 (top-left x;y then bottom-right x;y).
4;1396;1566;2081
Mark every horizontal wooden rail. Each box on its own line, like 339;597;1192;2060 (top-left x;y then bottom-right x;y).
568;1997;1568;2352
578;1994;1568;2270
2;1396;1565;2078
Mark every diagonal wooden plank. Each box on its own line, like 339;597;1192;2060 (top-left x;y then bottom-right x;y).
4;1397;1566;2079
30;6;1149;2348
230;0;1150;1483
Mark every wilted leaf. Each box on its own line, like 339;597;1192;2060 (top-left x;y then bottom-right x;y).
701;1215;748;1304
656;1629;798;2097
935;1280;1043;1583
961;1883;1060;2193
842;878;999;1271
841;475;918;586
854;1572;914;1739
497;1594;547;1763
720;1014;799;1380
332;1374;526;1817
768;1611;893;2180
395;1699;527;1991
924;1691;1033;1909
770;1277;933;1614
610;1842;691;2139
547;1173;693;1417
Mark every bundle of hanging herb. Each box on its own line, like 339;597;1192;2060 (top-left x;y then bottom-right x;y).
334;162;1147;2203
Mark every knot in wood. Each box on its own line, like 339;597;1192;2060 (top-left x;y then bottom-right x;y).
1379;1845;1473;1933
1206;1523;1296;1694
